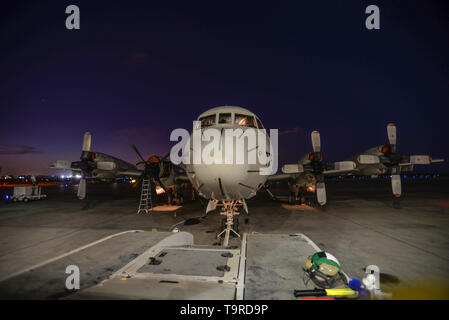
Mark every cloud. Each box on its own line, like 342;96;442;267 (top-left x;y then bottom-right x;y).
278;127;302;136
128;52;149;66
103;126;171;161
0;144;44;155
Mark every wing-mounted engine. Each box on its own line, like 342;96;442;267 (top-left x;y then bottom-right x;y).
281;131;356;206
356;123;444;198
50;132;117;199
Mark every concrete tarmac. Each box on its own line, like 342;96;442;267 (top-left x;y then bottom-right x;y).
0;177;448;299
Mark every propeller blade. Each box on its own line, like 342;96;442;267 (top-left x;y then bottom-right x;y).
316;182;327;206
391;174;401;197
357;154;380;164
97;161;116;170
131;144;146;163
77;178;87;200
387;123;397;153
410;155;431;165
311;131;321;154
82;132;91;152
161;151;170;161
52;160;73;169
282;164;304;174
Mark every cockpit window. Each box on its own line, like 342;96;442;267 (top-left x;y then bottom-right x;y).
199;114;216;127
256;118;264;129
218;113;232;124
235;114;256;127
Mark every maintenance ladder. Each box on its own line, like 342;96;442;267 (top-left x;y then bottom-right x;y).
137;179;153;214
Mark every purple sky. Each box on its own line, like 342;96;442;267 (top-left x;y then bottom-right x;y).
1;0;448;175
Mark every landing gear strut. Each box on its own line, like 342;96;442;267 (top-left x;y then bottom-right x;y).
216;200;241;247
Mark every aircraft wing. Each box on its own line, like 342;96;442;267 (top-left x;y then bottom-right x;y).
266;172;296;181
174;173;190;183
116;170;142;177
322;167;357;176
399;157;444;167
322;161;357;176
267;161;356;181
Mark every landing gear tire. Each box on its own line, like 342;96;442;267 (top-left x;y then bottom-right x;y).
392;197;401;209
310;197;326;210
219;218;239;239
167;191;173;205
309;197;316;207
288;192;296;205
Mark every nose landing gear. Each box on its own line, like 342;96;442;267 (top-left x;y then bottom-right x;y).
216;200;241;246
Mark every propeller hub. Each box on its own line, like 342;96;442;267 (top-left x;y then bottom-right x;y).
145;162;161;179
380;153;402;168
147;155;160;164
310;160;325;175
381;145;391;154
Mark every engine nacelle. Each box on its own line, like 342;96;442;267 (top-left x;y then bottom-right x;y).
295;173;315;188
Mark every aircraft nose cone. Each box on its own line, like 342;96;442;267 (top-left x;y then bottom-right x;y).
184;127;269;200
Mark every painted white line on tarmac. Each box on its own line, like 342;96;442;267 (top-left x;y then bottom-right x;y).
0;229;144;283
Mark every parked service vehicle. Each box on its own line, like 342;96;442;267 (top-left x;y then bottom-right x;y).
11;185;47;202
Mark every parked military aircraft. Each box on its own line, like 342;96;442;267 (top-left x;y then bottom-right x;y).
351;123;444;197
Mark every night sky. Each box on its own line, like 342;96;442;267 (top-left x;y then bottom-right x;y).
1;0;448;175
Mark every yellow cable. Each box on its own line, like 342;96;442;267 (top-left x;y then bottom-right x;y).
325;288;355;296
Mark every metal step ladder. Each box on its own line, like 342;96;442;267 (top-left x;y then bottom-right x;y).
137;179;153;214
